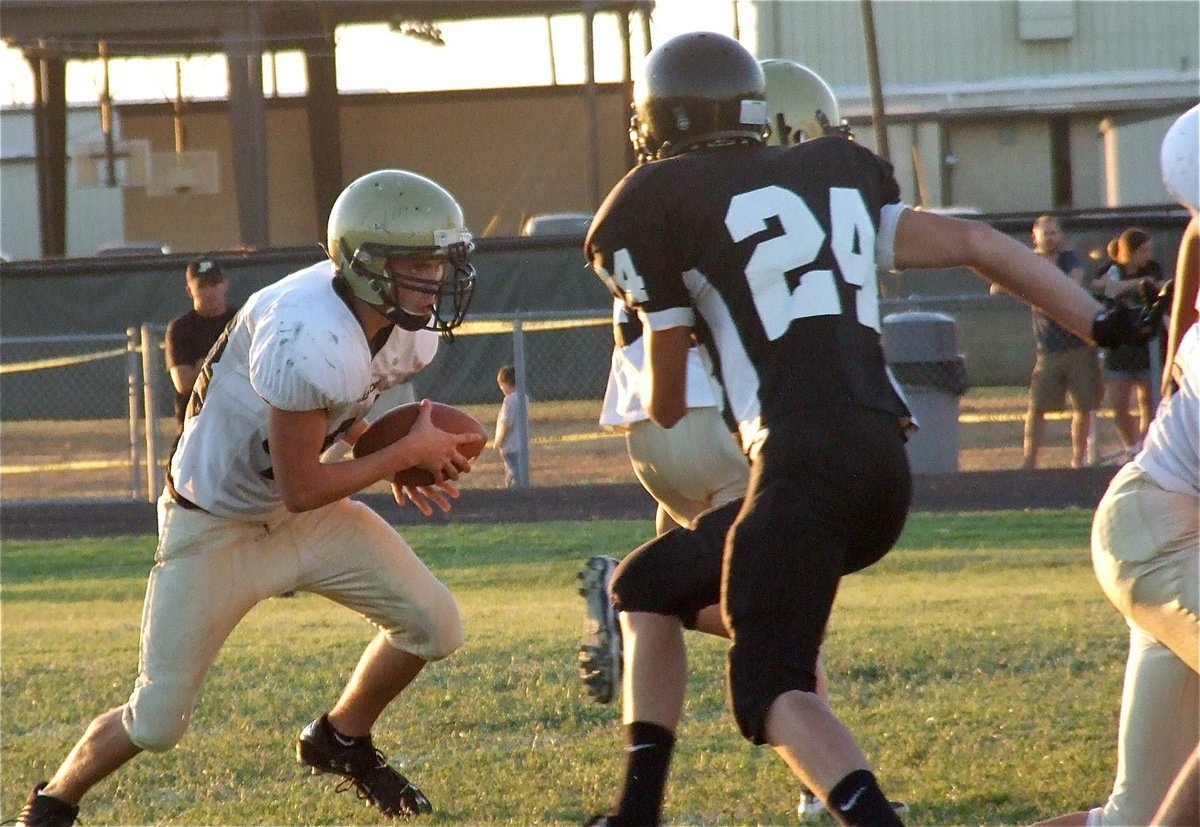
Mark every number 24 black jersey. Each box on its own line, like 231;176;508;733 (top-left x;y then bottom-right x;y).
586;137;911;454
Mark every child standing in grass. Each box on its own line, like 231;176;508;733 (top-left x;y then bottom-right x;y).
493;364;529;488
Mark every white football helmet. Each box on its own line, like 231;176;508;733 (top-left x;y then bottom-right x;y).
1160;104;1199;215
759;58;850;145
327;169;475;334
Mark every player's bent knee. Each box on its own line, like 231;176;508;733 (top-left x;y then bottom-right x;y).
122;695;192;753
422;608;464;661
727;637;819;745
384;589;464;662
611;529;722;622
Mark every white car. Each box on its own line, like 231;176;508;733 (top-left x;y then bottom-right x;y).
519;213;593;237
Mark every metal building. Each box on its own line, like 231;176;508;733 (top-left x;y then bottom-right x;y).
751;0;1199;211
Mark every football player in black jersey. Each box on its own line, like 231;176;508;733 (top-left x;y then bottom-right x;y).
583;31;1157;827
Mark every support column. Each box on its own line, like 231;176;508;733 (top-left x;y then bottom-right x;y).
304;32;344;233
619;10;636;171
583;2;601;209
29;49;68;257
224;4;270;247
859;0;890;164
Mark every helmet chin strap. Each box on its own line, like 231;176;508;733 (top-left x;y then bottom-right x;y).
361;272;431;331
388;303;432;331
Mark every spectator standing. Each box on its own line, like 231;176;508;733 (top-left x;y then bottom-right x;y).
581;31;1152;827
1090;228;1165;457
493;364;529;488
1010;216;1103;468
164;256;237;431
1034;103;1198;827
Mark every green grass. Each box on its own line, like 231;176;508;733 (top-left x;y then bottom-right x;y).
1;511;1125;825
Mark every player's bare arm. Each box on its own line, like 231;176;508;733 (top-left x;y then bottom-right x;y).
642;324;693;428
893;208;1103;344
1163;216;1199;395
168;363;199;395
268;402;474;513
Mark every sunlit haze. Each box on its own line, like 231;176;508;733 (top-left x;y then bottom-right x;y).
0;1;752;106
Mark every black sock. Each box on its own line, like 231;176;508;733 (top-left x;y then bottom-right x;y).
613;721;676;827
325;715;368;745
827;769;904;826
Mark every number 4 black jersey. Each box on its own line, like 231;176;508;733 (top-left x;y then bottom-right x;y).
586;136;912;456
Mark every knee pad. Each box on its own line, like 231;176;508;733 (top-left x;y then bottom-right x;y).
123;684;194;752
727;624;819;745
383;583;464;662
610;529;723;626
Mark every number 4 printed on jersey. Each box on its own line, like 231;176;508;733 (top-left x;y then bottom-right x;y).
594;248;649;305
726;185;881;338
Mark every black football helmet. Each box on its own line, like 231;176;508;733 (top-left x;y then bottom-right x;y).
631;31;768;164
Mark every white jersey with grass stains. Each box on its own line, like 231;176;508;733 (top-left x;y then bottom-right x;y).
170;261;438;520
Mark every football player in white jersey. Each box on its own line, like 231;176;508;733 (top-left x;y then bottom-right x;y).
581;298;749;699
597;300;748;537
582;32;1158;827
1035;103;1199;827
15;169;481;827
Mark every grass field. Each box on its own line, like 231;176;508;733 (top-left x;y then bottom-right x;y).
0;511;1127;826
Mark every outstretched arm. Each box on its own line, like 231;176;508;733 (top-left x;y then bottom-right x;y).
893;209;1104;344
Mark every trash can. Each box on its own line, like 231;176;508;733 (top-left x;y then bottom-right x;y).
881;311;969;473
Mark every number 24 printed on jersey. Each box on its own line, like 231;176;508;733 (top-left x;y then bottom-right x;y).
599;185;882;339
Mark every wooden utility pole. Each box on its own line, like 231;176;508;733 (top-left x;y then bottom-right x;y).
859;0;890;163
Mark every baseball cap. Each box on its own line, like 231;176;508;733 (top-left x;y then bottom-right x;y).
186;256;224;283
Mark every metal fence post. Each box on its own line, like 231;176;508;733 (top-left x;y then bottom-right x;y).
126;326;144;499
511;317;531;488
1085;411;1099;466
140;324;163;502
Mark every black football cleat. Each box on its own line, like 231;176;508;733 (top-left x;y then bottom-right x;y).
14;783;78;827
578;555;622;704
297;715;432;817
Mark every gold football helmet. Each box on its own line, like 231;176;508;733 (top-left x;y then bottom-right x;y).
327;169;475;333
760;59;851;145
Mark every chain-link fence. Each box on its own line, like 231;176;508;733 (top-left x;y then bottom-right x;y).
0;312;623;502
0;300;1150;503
2;331;147;500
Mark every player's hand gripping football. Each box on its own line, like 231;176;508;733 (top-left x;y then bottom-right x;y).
352;399;488;517
390;400;477;514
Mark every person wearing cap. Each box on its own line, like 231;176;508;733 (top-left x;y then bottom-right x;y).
165;256;237;430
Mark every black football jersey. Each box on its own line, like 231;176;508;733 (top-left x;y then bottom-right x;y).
586;137;911;452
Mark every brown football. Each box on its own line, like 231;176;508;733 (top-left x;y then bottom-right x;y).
352;402;488;487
